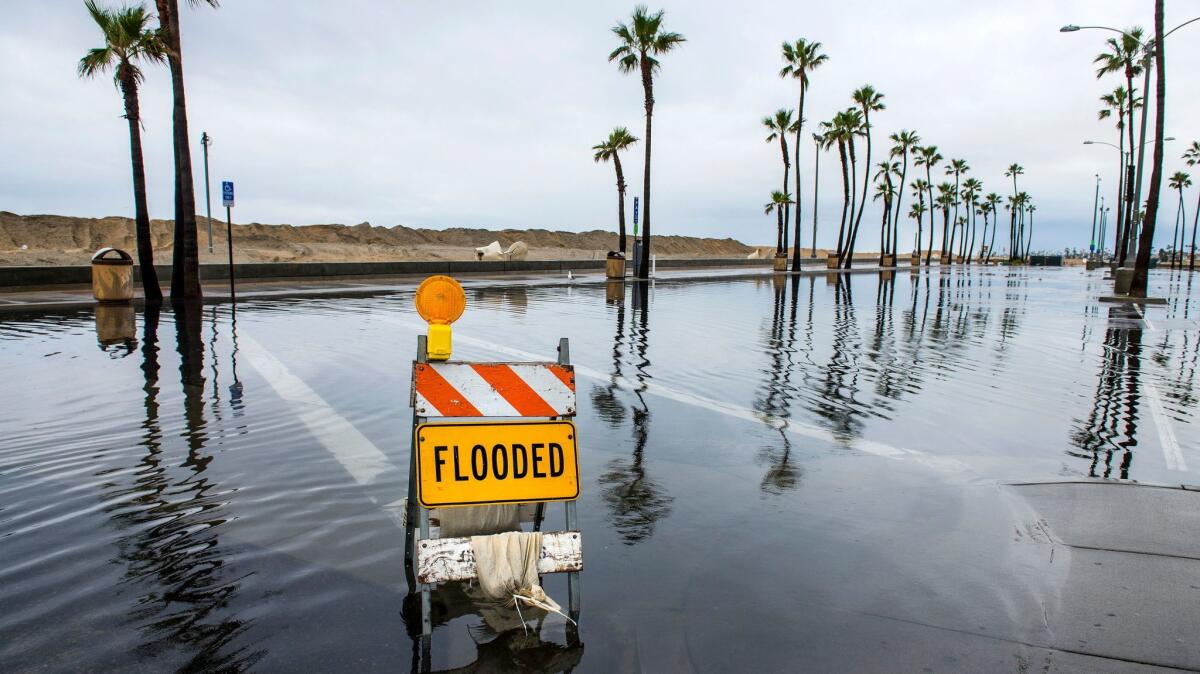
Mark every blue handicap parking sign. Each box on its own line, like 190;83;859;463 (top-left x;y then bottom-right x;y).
222;181;235;207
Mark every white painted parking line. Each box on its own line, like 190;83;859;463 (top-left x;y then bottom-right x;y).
240;335;396;485
1145;381;1188;472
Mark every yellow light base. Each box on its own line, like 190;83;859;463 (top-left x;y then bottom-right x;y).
426;323;452;361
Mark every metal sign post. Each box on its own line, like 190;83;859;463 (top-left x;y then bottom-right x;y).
202;132;214;253
222;181;235;301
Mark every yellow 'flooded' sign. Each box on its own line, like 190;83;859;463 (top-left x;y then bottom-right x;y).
415;420;579;507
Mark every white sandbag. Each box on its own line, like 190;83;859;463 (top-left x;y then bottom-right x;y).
475;241;504;261
502;241;528;261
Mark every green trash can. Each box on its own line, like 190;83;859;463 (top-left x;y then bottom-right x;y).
91;247;134;303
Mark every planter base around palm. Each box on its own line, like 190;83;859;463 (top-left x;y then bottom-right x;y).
880;255;895;268
910;255;921;267
773;254;788;272
826;256;840;269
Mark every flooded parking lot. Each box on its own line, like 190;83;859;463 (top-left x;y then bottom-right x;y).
2;266;1198;672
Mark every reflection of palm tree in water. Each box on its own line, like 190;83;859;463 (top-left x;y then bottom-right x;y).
815;275;866;441
599;283;673;544
102;302;261;669
590;290;627;427
753;276;806;493
1070;311;1143;479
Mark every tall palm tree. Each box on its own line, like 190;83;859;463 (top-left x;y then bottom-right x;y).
935;182;955;262
1184;141;1200;271
944;158;969;259
1168;171;1191;268
780;38;828;270
908;201;926;259
872;163;896;266
888;130;920;264
155;0;217;301
763;109;798;255
1099;86;1134;246
915;145;942;264
1004;164;1024;261
610;6;686;280
910;178;930;260
1129;3;1164;298
811;132;825;256
1095;27;1145;267
846;85;885;269
960;177;982;262
78;0;164;304
984;192;1002;263
764;190;794;253
593;127;639;256
1024;200;1036;258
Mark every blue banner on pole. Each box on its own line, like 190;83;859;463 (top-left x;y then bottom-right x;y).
633;196;639;225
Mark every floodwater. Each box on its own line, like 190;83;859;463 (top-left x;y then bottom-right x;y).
1;267;1198;672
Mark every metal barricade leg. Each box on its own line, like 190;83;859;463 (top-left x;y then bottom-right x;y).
419;505;432;637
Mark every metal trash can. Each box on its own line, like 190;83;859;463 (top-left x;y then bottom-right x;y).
91;247;134;303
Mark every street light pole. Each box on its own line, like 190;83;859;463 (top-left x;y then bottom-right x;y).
1090;174;1100;258
201;132;213;254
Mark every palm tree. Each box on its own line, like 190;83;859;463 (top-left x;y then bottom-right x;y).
610;6;686;280
78;0;164;304
944;158;969;259
1129;4;1165;298
764;190;794;253
1185;142;1200;271
155;0;217;301
935;182;955;262
763;109;798;256
908;201;926;260
872;163;896;266
593;127;639;256
1099;86;1135;247
1168;172;1191;268
960;177;982;262
984;192;1002;263
910;178;930;260
846;85;885;269
888;130;920;265
1025;201;1036;258
915;145;942;264
780;39;828;270
1004;164;1024;261
1095;27;1145;267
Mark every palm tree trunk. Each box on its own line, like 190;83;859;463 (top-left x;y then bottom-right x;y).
811;138;820;257
1129;0;1163;301
835;140;850;261
950;174;960;258
1114;119;1126;261
878;198;889;266
1121;70;1137;267
119;72;162;304
848;111;872;269
639;59;654;280
967;208;977;263
843;137;860;269
161;1;199;299
925;168;935;265
989;206;999;263
777;208;784;255
791;83;807;269
942;208;951;263
892;153;908;262
779;136;790;255
614;154;627;254
1026;211;1034;257
1190;191;1199;271
157;0;202;300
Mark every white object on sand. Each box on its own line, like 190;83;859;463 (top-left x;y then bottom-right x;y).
475;240;529;262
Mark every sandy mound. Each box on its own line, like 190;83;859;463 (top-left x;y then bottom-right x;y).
0;211;753;266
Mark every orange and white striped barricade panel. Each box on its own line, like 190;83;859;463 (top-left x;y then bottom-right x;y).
411;362;576;418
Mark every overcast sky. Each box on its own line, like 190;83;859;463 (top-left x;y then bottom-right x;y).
3;1;1199;252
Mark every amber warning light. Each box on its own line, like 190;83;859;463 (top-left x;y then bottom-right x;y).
415;275;466;361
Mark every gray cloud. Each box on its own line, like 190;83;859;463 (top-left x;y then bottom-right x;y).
2;0;1197;252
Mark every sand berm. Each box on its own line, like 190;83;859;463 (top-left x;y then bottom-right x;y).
0;211;764;266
